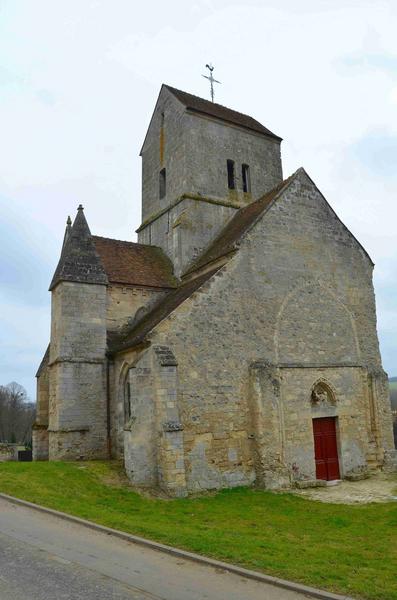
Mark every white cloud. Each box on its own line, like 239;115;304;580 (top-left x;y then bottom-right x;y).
0;0;396;390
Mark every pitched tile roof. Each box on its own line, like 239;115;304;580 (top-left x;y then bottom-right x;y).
164;85;282;141
92;236;178;289
50;206;108;290
108;267;220;353
184;173;296;276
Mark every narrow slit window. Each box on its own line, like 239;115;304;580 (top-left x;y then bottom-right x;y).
227;159;235;190
242;164;251;193
125;381;131;422
159;168;166;199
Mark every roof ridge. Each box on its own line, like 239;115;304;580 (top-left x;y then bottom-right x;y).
163;84;282;141
164;84;264;126
92;235;145;247
92;235;167;252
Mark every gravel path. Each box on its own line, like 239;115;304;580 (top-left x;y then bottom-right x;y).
292;473;397;504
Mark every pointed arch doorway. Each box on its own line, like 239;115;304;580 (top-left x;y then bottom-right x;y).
313;417;340;481
311;380;340;481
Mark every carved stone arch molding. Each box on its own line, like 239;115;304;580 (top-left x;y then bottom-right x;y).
117;350;151;429
274;278;361;364
310;378;337;408
118;359;132;389
118;348;151;387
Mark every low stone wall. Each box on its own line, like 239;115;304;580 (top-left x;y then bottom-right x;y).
0;444;19;462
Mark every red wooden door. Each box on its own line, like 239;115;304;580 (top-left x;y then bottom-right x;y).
313;417;340;481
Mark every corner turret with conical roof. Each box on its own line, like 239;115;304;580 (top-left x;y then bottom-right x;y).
50;205;108;290
46;206;109;460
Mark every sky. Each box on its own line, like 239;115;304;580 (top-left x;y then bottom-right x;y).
0;0;396;399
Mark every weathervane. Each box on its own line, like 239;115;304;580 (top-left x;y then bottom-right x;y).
202;63;221;103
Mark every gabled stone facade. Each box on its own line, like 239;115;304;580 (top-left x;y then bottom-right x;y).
33;85;396;496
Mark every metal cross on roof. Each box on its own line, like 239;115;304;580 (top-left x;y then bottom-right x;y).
202;63;221;103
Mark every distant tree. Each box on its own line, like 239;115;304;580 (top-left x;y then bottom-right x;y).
0;382;35;445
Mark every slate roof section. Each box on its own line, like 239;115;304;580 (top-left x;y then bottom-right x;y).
92;236;178;289
108;267;220;353
49;206;108;290
184;174;296;276
164;85;282;141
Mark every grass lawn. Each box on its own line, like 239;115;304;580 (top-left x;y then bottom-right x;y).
0;461;396;600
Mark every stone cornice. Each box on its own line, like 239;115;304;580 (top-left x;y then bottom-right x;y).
136;193;241;233
47;427;90;433
251;361;365;370
48;357;105;367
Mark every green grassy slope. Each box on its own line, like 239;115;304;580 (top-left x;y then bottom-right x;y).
0;461;396;600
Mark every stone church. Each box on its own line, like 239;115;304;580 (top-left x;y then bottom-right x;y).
33;84;396;496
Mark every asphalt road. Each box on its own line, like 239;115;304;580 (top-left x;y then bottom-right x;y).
0;498;310;600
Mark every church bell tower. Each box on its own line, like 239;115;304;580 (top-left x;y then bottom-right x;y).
137;84;283;276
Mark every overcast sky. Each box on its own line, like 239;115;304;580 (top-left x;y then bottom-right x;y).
1;0;396;399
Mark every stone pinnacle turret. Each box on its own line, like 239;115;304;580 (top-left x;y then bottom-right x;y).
49;205;108;290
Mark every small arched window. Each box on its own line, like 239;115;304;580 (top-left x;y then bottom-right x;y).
124;381;131;423
159;168;166;199
242;164;251;193
227;159;235;190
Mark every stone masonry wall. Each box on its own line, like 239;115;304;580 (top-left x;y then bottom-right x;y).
280;366;370;480
128;169;394;492
106;284;167;331
141;87;187;223
123;350;157;485
139;198;238;277
48;282;108;459
35;365;49;427
141;87;282;221
114;346;187;496
33;364;50;460
183;112;282;204
32;427;49;461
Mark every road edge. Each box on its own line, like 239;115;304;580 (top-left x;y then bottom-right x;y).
0;491;352;600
